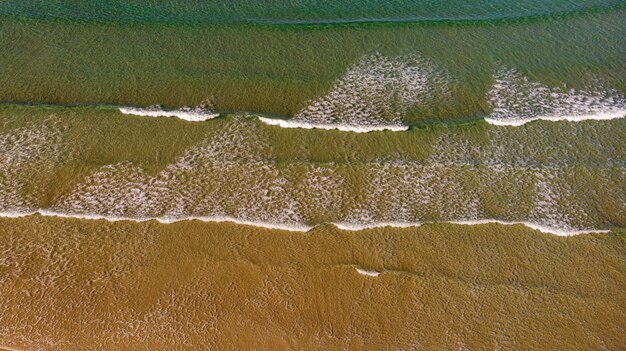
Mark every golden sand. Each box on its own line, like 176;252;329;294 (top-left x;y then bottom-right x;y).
0;216;624;350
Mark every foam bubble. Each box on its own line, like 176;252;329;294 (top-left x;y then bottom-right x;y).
52;118;306;227
486;68;626;126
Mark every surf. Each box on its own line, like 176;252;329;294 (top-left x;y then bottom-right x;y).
6;52;626;133
257;117;408;133
484;68;626;126
119;104;219;122
0;210;612;236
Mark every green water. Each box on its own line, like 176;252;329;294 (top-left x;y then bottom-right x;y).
0;1;624;120
0;1;625;230
3;1;623;23
0;105;624;231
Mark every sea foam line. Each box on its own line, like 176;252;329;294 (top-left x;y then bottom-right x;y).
333;222;419;231
0;211;612;236
355;268;381;277
119;107;219;122
258;117;409;133
484;109;626;126
0;210;313;232
446;220;610;236
119;106;626;131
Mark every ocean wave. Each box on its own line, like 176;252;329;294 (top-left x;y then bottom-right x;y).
0;210;313;232
119;105;219;122
0;210;612;236
484;110;626;126
257;117;408;133
8;61;626;132
485;68;626;126
2;117;622;234
259;61;625;131
259;53;448;132
247;8;620;26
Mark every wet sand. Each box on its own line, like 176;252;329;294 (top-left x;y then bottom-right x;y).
0;215;624;350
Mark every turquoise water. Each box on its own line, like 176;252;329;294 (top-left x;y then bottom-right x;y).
2;0;624;23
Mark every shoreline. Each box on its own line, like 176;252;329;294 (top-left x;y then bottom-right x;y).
0;210;614;236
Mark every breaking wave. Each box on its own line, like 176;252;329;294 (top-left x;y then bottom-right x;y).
119;103;219;122
0;211;611;236
99;60;626;132
1;117;623;237
257;117;408;133
259;61;625;131
260;53;447;132
485;68;626;126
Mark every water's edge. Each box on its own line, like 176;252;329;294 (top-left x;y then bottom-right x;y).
0;210;613;236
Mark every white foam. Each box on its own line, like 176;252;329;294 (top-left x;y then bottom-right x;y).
355;268;381;277
334;219;610;236
485;110;626;126
447;220;610;236
0;210;313;232
0;211;611;236
258;117;409;133
333;221;419;231
486;68;626;126
268;53;447;133
119;106;219;122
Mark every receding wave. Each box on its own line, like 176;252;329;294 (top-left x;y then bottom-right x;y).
485;110;626;126
485;68;626;126
119;104;218;122
0;211;611;236
0;210;313;232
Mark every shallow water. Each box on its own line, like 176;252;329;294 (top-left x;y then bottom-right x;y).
0;106;624;233
1;1;625;349
0;216;624;350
